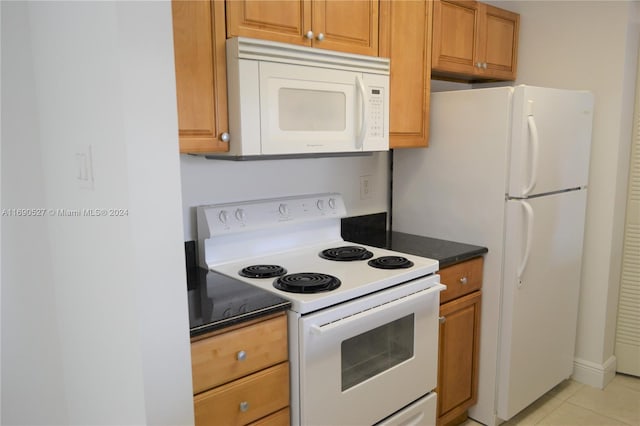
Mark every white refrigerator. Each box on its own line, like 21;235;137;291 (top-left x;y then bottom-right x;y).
392;85;594;424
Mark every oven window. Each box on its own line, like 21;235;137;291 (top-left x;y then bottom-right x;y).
278;88;346;131
341;314;414;391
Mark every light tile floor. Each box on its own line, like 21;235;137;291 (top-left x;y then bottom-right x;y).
462;373;640;426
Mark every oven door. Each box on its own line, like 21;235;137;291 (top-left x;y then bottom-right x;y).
297;278;444;426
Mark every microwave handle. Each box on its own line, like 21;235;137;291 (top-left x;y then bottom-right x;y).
356;75;367;150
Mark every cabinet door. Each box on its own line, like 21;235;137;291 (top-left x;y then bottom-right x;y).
172;0;229;153
226;0;312;47
478;3;519;80
312;0;379;56
379;0;432;148
432;0;481;76
437;291;481;425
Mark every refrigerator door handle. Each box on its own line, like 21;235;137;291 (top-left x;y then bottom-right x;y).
517;200;534;286
523;115;540;196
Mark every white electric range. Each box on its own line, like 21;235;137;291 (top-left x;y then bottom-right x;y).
197;193;444;426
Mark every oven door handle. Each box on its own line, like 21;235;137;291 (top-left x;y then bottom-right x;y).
309;284;445;336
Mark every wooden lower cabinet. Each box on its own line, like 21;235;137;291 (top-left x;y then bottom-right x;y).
191;312;290;426
194;363;290;425
248;407;290;426
436;258;483;426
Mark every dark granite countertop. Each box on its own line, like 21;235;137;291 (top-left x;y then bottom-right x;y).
382;231;487;268
185;243;290;337
185;210;487;337
342;213;488;268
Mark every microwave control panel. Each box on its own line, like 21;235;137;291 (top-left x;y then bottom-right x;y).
368;87;385;138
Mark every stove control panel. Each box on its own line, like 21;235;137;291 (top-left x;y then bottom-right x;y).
197;193;347;237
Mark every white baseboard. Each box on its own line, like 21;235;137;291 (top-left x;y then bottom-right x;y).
572;355;617;388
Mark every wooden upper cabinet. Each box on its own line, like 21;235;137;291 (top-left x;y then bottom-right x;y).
226;0;311;47
171;0;229;154
432;0;480;76
379;0;432;148
480;4;519;80
312;0;379;56
432;0;519;81
227;0;379;56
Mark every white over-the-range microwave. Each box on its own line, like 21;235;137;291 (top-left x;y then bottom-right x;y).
208;37;390;160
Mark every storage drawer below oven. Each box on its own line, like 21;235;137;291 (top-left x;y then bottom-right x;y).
377;393;437;426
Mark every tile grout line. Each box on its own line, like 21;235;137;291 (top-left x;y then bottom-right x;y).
532;396;568;425
562;400;638;426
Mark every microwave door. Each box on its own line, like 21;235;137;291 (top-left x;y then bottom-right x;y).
259;62;361;155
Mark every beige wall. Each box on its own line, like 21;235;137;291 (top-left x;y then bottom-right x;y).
446;1;640;423
1;2;194;424
180;153;390;240
467;1;639;422
494;0;639;383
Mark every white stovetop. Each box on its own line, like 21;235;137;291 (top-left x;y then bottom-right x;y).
210;240;439;314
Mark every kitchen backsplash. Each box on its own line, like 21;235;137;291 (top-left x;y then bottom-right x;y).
180;153;390;240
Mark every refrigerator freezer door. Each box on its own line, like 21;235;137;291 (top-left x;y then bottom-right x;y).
508;86;594;197
393;87;513;242
498;189;588;420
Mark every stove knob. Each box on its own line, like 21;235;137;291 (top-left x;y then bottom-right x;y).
218;210;229;224
278;203;289;217
316;200;325;210
235;208;246;222
328;198;336;209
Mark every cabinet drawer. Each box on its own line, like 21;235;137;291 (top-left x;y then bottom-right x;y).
248;407;290;426
439;257;483;304
191;314;288;394
194;362;290;426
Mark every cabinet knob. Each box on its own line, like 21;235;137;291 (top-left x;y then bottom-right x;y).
305;30;314;39
482;62;488;69
460;276;468;285
236;350;247;361
316;32;325;41
439;316;446;324
239;401;249;412
476;62;482;68
220;132;230;142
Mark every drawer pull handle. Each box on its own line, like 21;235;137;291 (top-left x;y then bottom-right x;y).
459;276;468;285
239;401;249;412
439;316;446;324
236;350;247;361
